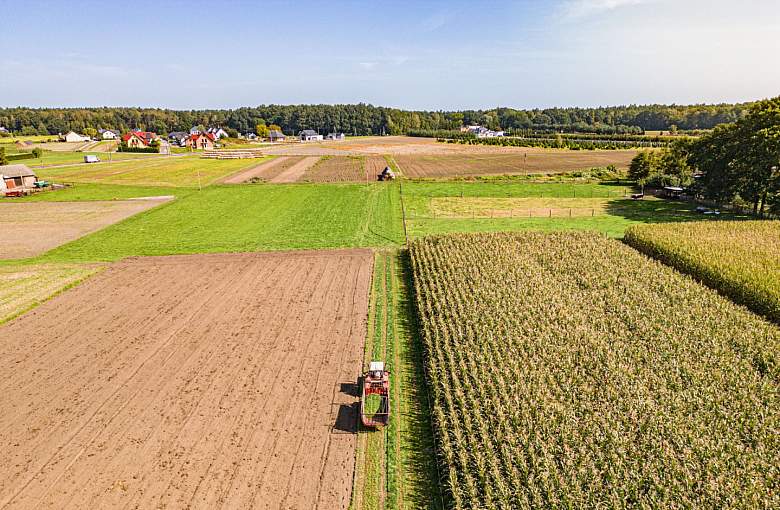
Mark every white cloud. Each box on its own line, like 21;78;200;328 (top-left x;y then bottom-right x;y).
560;0;656;19
359;62;378;70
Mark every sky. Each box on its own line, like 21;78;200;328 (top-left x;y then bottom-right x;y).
1;0;779;110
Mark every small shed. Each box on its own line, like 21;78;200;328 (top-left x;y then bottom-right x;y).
268;130;285;142
326;132;345;141
661;186;684;199
1;164;38;191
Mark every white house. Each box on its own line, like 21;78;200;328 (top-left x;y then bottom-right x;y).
99;129;118;140
326;132;345;141
468;126;504;138
207;127;229;139
300;129;323;142
62;131;89;143
0;126;9;134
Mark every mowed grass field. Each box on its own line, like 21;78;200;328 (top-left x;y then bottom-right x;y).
20;150;153;167
35;154;273;187
402;181;734;238
35;183;404;262
0;263;101;324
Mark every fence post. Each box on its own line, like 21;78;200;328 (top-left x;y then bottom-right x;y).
549;209;552;218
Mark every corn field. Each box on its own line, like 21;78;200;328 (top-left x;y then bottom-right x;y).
409;232;779;509
625;220;780;323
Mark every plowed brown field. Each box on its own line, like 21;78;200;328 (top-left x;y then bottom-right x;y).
395;151;637;178
0;249;373;509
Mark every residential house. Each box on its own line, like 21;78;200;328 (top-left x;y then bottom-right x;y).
268;130;285;142
98;129;118;140
326;132;345;141
207;127;229;139
467;125;504;138
299;129;323;142
189;126;202;135
122;131;159;148
185;132;216;150
0;164;37;191
0;126;9;134
168;131;189;146
245;132;258;141
62;131;89;143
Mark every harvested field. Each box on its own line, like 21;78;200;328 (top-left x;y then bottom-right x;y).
395;152;637;178
0;263;101;323
270;156;321;183
0;249;373;509
220;156;291;183
0;198;171;259
302;156;388;183
261;136;643;158
304;156;363;182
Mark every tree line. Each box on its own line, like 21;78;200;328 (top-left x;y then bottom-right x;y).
629;97;780;216
0;101;754;137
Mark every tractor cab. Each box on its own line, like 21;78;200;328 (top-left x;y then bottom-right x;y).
377;166;396;181
360;361;390;428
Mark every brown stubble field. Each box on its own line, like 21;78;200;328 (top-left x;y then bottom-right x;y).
302;156;388;183
0;198;172;259
395;150;638;178
0;249;373;509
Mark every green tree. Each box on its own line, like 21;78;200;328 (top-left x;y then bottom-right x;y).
629;151;655;182
0;147;6;166
256;123;270;138
31;147;43;160
83;127;98;139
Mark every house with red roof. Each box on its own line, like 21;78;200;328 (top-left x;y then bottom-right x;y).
121;131;159;148
185;132;216;150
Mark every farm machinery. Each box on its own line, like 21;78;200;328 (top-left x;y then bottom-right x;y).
360;361;390;428
377;166;396;181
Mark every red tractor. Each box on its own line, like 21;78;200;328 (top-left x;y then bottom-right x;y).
360;361;390;428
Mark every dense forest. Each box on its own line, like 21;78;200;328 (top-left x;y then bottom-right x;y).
0;102;753;137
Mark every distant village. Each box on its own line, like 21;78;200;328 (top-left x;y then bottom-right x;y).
7;126;350;152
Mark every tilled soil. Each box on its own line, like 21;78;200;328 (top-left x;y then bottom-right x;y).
395;151;638;178
0;199;171;259
0;249;373;509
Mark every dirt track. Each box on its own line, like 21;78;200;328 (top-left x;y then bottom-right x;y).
0;198;171;259
221;156;290;183
270;156;321;183
0;249;372;509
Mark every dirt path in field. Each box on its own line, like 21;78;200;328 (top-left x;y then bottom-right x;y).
0;249;372;509
0;198;172;259
220;157;289;183
269;156;322;183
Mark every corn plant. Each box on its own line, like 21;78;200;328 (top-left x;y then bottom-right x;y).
625;220;780;323
410;231;779;509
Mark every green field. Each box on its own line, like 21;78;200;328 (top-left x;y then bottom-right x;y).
35;183;403;262
403;181;736;238
20;150;155;167
15;182;184;202
35;154;271;187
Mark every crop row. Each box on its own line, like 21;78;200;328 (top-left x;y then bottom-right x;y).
625;220;780;323
409;232;779;509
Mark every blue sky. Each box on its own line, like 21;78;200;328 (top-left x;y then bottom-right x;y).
1;0;778;110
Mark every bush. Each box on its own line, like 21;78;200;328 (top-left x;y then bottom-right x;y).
117;145;159;153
